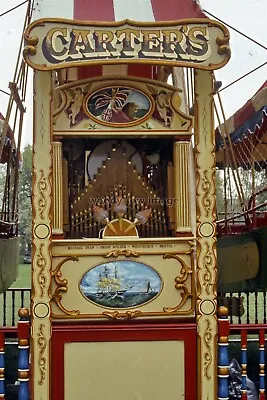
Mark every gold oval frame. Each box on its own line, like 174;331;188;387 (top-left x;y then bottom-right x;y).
83;85;155;128
78;259;164;310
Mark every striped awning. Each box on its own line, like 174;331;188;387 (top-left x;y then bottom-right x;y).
216;81;267;165
33;0;206;22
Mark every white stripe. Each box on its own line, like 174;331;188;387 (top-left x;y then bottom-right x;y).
113;0;155;22
32;0;74;20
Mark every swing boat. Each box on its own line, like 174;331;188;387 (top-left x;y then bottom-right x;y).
215;81;267;292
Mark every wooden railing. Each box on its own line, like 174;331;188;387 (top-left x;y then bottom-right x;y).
0;289;31;327
218;290;267;325
218;306;267;399
0;308;30;399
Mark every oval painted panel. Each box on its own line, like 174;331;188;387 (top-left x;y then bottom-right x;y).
80;261;162;309
84;86;153;127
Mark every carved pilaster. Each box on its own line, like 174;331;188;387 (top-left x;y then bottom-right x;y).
194;69;217;400
174;141;192;233
52;141;63;235
32;70;52;400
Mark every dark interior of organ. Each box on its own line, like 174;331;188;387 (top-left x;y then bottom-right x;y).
62;137;175;239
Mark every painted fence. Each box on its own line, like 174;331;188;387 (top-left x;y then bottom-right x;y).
0;309;30;400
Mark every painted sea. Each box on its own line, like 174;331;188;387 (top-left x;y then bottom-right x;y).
80;260;162;308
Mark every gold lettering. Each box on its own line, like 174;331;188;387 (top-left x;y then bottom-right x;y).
116;28;141;54
94;30;118;55
43;27;69;63
141;30;161;56
162;29;186;59
68;29;94;58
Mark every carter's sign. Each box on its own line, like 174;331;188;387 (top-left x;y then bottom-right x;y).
23;19;230;70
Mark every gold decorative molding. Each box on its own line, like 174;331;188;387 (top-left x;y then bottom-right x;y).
23;18;230;71
203;319;212;380
216;35;231;55
32;70;52;400
36;243;47;297
52;142;63;234
38;169;48;220
104;249;139;258
23;35;38;57
37;324;46;386
195;69;217;400
173;141;192;232
163;253;193;312
51;256;80;316
102;310;142;320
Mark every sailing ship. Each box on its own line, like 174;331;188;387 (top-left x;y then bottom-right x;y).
80;261;161;308
96;264;134;299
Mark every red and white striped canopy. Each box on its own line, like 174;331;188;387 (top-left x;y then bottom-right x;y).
33;0;206;22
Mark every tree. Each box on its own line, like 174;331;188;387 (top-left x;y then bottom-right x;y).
18;145;32;254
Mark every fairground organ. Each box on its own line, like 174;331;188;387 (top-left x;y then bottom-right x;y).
23;1;230;399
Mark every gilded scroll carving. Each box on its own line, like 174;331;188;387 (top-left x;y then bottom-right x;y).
162;252;193;312
37;324;46;385
102;310;142;320
36;243;47;297
202;242;215;296
38;169;48;220
51;256;80;316
201;170;212;218
203;319;212;380
104;249;139;258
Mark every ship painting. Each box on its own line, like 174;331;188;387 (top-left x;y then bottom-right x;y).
80;261;162;308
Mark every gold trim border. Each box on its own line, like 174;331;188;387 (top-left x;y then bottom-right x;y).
83;84;155;128
78;258;165;311
23;18;230;71
51;245;195;319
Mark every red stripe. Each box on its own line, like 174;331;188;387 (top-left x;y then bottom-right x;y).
128;65;153;79
77;65;102;80
151;0;206;21
74;0;115;21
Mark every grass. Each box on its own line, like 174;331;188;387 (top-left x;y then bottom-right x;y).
10;263;31;288
0;264;31;327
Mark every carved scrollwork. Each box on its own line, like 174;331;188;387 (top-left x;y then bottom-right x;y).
104;249;139;258
203;319;212;380
51;256;80;316
216;35;231;55
36;243;47;297
38;170;48;220
37;324;46;385
162;253;193;313
202;242;214;296
102;310;142;320
23;36;38;56
201;170;212;218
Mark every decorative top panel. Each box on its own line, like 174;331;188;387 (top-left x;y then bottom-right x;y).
53;77;193;133
84;86;154;127
23;18;230;71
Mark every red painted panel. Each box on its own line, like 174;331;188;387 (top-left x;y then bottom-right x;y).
151;0;206;21
77;65;102;80
128;65;154;79
52;322;197;399
74;0;115;21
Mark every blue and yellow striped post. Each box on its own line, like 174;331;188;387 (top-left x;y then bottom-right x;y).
0;332;5;399
18;308;30;400
259;329;265;400
241;330;247;400
218;306;230;400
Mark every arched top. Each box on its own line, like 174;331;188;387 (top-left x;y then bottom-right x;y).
33;0;206;23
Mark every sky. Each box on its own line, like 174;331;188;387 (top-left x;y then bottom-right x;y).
0;0;266;148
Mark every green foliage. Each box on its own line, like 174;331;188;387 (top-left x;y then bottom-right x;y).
18;145;32;254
